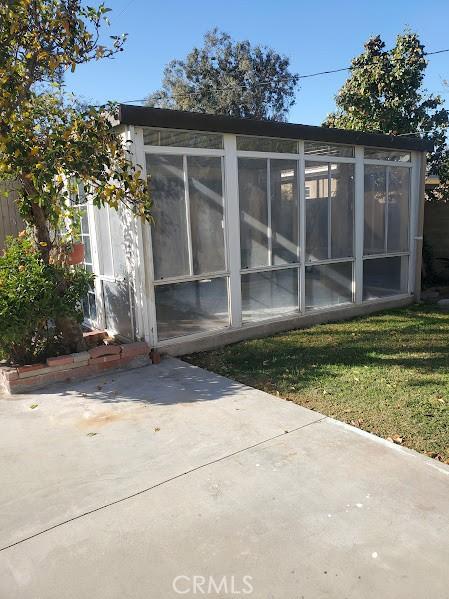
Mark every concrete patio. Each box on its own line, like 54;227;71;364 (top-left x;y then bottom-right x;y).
1;357;448;598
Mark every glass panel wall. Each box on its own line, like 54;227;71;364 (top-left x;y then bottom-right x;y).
147;154;190;279
364;148;410;162
364;165;410;255
147;154;226;278
103;279;134;339
141;129;416;342
238;155;300;322
155;278;229;340
387;167;410;253
364;165;386;255
71;183;97;324
237;136;298;153
238;158;299;268
91;203;134;338
305;162;328;260
239;158;269;269
363;157;410;299
146;147;229;341
304;142;354;157
242;269;298;321
363;256;408;300
143;127;223;149
188;156;226;274
305;262;353;310
305;162;354;261
271;160;299;265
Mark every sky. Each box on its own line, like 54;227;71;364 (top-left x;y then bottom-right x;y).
65;0;449;126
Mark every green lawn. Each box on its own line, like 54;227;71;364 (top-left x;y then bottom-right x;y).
185;305;449;463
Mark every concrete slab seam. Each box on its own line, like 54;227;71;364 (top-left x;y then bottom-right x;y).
0;415;327;553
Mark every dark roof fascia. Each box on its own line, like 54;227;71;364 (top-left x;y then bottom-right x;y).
118;104;433;153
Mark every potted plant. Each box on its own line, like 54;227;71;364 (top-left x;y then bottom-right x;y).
67;242;85;265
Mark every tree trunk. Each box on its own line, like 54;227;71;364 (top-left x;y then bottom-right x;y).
22;186;86;354
30;201;51;263
55;315;86;353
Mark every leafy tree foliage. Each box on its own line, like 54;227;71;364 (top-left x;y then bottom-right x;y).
0;0;151;259
147;29;299;121
324;32;449;200
0;0;151;353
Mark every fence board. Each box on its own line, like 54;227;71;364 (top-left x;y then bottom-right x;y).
0;181;24;250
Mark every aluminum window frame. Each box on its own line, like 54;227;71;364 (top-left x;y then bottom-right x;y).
304;159;356;265
362;159;412;260
237;150;302;322
133;125;422;346
142;126;224;150
305;261;355;312
145;143;231;343
69;187;102;330
362;154;413;301
237;145;357;322
303;154;357;309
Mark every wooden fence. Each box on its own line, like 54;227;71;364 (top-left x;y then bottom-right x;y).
0;181;24;251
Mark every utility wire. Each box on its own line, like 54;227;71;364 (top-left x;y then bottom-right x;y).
115;0;138;19
118;47;449;105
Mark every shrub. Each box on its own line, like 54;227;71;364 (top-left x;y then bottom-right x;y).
0;235;93;365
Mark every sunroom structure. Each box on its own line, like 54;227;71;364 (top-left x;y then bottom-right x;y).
81;105;430;354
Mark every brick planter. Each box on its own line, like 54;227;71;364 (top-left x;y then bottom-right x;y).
0;341;154;395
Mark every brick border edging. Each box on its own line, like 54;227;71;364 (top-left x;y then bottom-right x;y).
0;342;160;395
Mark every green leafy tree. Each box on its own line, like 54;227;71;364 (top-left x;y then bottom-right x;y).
0;0;151;352
324;32;449;201
147;28;299;121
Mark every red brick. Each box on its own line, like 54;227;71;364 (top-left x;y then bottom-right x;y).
9;376;39;387
83;330;107;348
17;363;46;376
93;361;121;372
150;351;161;365
89;354;121;365
71;351;90;363
83;329;106;338
66;364;95;380
47;355;73;367
89;345;121;359
120;341;150;358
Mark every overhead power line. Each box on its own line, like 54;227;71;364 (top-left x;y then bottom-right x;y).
117;47;449;105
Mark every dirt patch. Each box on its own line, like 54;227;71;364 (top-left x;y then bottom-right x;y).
77;405;149;430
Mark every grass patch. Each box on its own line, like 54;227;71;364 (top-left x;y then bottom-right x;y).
185;305;449;462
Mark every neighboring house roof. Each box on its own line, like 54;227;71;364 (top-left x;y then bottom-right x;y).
117;104;434;153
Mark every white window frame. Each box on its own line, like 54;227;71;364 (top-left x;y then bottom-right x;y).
237;150;302;323
302;152;356;311
128;126;422;346
144;139;231;344
362;152;413;302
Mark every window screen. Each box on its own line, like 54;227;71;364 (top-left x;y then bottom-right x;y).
155;277;229;340
143;128;223;149
241;268;298;322
238;158;299;269
364;165;409;255
147;154;226;279
305;162;354;261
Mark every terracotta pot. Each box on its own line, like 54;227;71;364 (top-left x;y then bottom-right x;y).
68;242;85;265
